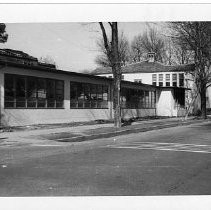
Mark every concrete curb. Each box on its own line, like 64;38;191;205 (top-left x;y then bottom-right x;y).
57;119;210;143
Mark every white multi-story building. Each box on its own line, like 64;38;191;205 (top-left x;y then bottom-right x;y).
92;52;211;112
0;49;190;126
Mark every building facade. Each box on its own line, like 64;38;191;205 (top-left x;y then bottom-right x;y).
0;49;187;127
92;52;211;113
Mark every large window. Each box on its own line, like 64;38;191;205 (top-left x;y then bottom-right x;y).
166;74;170;86
70;82;108;109
172;73;177;87
179;73;184;87
158;74;163;86
152;74;157;86
121;88;156;109
4;74;64;108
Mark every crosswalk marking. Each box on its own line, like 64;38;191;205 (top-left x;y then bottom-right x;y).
106;142;211;154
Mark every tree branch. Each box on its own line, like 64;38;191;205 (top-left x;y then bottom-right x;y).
99;22;111;60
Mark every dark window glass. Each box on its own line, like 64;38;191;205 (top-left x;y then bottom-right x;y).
172;73;177;87
16;77;26;108
179;73;184;87
166;82;170;86
16;77;26;98
47;79;55;99
121;88;155;109
55;80;64;100
37;78;46;99
102;85;108;101
173;82;177;87
70;83;78;100
5;74;15;98
70;82;108;109
151;91;156;108
91;84;97;101
152;82;157;86
4;74;64;109
159;82;163;87
27;77;37;99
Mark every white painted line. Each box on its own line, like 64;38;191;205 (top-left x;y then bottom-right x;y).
33;144;65;147
120;142;211;148
108;146;211;154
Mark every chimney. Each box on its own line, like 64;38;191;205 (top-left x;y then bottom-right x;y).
147;52;156;62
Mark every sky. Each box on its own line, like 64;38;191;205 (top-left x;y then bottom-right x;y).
1;22;161;72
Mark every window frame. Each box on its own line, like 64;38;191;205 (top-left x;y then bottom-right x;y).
70;81;109;109
4;73;64;109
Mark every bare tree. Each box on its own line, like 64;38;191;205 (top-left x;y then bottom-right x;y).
95;31;130;67
163;37;194;65
99;22;121;128
131;35;143;62
131;28;166;63
170;22;211;119
0;23;8;43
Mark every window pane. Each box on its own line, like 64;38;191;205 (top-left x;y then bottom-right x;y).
103;85;108;101
70;100;78;108
5;74;64;109
5;74;15;98
166;74;170;81
76;83;84;100
47;99;55;108
179;73;184;87
152;74;157;82
159;74;163;81
27;99;37;108
47;79;55;99
56;100;64;108
166;82;170;86
70;83;78;100
145;91;149;107
16;100;26;108
84;84;91;100
91;84;97;100
27;77;37;98
37;99;46;108
96;85;103;101
37;78;46;99
16;76;26;98
173;82;177;87
149;91;152;108
56;80;64;100
172;74;177;81
5;101;15;108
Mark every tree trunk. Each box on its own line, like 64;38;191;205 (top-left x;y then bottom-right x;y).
111;22;122;128
200;83;207;119
113;71;121;127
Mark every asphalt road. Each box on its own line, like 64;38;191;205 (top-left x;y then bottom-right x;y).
0;121;211;196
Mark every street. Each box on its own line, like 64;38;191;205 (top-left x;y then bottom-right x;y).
0;121;211;196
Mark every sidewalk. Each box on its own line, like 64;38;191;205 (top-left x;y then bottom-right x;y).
1;117;210;146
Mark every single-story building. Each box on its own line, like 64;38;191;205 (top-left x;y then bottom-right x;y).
0;49;187;127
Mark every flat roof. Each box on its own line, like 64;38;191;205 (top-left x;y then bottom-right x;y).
0;59;158;91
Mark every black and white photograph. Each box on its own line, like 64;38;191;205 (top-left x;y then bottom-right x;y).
0;1;211;210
